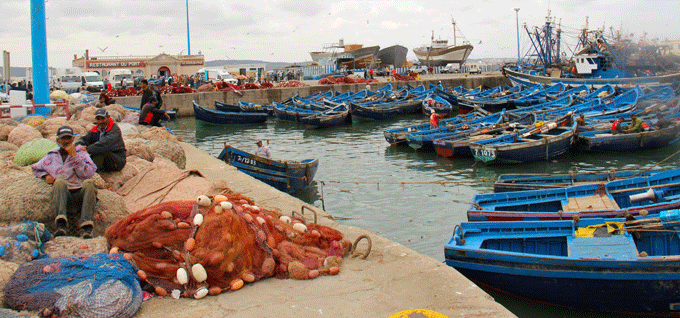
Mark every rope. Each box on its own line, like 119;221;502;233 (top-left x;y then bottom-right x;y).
316;179;483;186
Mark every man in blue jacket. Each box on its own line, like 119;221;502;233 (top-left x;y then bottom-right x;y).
75;108;127;172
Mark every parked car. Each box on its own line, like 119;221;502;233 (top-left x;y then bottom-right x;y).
469;64;482;74
440;64;460;74
409;65;428;74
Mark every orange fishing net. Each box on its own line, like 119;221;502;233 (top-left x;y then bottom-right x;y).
104;193;351;298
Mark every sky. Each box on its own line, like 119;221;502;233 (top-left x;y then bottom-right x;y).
1;0;679;68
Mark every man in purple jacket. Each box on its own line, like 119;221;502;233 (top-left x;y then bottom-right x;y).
32;126;98;238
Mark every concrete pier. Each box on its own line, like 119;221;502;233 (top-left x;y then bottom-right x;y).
116;73;511;116
134;142;515;317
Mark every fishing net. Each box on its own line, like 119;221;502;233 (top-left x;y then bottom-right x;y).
4;253;142;318
13;138;58;167
0;221;52;265
105;193;351;299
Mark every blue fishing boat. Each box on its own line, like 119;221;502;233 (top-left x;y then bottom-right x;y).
217;144;318;194
193;101;268;124
383;111;484;145
300;103;352;129
433;113;536;158
406;111;508;150
445;214;680;315
469;114;576;164
350;102;401;121
421;94;453;116
468;168;680;221
578;121;680;152
272;102;319;122
214;101;272;115
493;170;656;193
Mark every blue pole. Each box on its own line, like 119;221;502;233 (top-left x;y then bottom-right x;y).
514;8;520;67
30;0;49;104
186;0;191;55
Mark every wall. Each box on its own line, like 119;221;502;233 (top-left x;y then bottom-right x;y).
116;74;510;116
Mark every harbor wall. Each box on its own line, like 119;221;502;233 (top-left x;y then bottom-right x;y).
115;74;510;117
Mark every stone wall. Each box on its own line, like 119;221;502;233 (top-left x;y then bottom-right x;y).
115;75;511;117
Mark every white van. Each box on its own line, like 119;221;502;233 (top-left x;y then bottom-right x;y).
52;68;83;93
468;64;482;75
218;71;238;85
81;72;104;92
108;69;133;89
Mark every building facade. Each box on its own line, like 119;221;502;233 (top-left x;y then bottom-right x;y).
72;50;205;78
660;40;680;56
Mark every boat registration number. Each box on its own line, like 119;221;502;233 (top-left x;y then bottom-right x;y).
235;155;258;166
473;147;496;159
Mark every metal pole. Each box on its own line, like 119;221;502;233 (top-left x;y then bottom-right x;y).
30;0;49;104
514;8;520;67
186;0;191;55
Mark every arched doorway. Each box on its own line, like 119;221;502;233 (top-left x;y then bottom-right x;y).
157;66;171;78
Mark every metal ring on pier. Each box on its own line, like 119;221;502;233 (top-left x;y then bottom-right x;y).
351;235;372;259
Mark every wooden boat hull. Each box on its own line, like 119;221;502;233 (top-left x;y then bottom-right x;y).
217;145;318;194
493;170;655;193
504;66;680;88
470;127;574;164
193;101;267;124
579;123;680;152
300;107;351;129
445;218;680;314
351;103;400;120
468;168;680;221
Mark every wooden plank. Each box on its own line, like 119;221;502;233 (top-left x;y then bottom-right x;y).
564;195;619;212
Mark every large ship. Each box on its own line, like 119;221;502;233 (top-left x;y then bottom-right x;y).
374;45;408;68
502;15;680;87
309;39;380;69
413;19;474;67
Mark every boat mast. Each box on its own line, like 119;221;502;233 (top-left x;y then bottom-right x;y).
452;18;457;46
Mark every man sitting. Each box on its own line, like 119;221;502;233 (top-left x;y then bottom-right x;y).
32;126;98;238
76;108;127;172
654;113;674;130
139;97;170;127
255;140;271;159
624;114;644;133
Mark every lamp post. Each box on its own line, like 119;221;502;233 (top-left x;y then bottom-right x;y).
30;0;49;104
514;8;520;67
186;0;191;55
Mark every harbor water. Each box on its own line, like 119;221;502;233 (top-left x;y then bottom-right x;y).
166;114;679;317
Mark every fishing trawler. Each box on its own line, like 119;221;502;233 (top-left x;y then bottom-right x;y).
413;19;474;67
309;39;379;68
503;15;680;87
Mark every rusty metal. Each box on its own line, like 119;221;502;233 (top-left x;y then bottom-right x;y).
351;235;371;259
301;205;317;224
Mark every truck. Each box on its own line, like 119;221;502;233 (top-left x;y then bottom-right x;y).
81;71;104;92
53;67;83;93
108;69;133;89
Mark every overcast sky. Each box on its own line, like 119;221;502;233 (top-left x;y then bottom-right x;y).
1;0;679;68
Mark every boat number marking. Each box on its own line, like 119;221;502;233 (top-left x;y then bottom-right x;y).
473;148;496;158
235;155;258;166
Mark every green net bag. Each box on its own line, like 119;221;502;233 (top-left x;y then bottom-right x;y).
14;138;58;167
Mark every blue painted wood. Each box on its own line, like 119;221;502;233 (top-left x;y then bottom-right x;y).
193;101;267;124
493;170;657;192
217;145;318;194
469;168;680;221
445;217;680;314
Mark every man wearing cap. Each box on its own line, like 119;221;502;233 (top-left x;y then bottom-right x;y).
75;108;127;172
139;96;170;126
254;140;271;159
32;126;98;238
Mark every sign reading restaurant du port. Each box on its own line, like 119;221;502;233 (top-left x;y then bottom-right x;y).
87;61;144;68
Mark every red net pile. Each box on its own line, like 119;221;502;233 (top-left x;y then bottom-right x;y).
104;193;351;299
391;73;415;81
318;76;378;85
276;81;307;88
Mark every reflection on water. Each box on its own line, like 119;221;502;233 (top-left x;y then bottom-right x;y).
166;114;679;318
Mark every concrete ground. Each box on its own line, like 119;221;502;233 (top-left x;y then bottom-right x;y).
134;142;515;318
